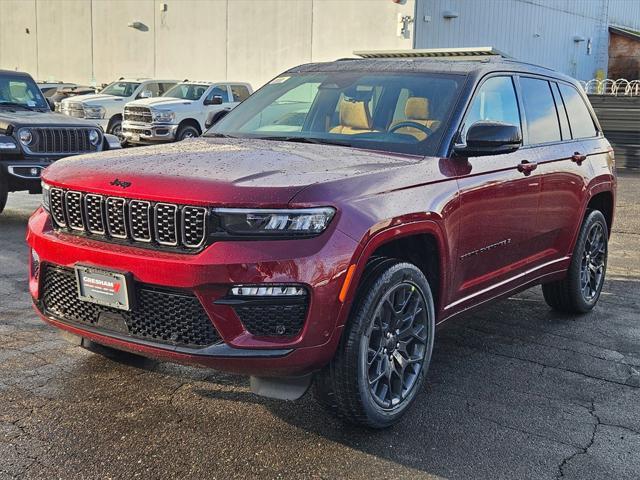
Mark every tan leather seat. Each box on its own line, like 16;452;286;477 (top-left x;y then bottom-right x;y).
392;97;441;141
329;99;377;135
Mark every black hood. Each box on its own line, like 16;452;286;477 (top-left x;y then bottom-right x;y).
0;109;100;133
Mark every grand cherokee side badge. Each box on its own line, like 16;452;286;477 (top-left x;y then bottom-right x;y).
110;178;131;188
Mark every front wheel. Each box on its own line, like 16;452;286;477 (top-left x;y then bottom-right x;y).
0;174;8;214
542;210;609;313
315;259;435;428
176;125;200;141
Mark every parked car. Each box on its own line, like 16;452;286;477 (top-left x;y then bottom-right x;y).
28;49;616;428
49;85;98;112
37;81;76;97
121;81;252;144
0;70;120;214
59;78;179;142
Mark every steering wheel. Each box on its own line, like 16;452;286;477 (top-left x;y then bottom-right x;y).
388;121;434;137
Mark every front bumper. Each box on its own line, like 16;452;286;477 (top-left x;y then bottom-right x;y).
1;158;54;192
27;207;357;376
122;121;178;143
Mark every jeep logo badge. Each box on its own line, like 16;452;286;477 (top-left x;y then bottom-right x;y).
110;178;131;188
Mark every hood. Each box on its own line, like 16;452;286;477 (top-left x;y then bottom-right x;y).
42;137;423;206
126;97;194;109
61;93;126;105
0;109;102;131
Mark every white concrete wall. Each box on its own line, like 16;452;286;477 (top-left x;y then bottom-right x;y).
0;0;415;89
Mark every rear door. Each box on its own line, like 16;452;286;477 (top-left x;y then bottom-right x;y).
521;77;596;265
450;75;542;310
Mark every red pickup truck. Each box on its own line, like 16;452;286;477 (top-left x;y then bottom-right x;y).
27;52;615;428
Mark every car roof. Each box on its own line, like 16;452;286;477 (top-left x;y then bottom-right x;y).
285;56;578;86
0;69;35;79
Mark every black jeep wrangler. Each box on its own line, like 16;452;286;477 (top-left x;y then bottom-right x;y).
0;70;120;214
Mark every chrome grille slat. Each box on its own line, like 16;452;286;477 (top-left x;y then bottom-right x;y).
50;188;66;227
84;194;105;234
51;190;206;251
155;203;178;246
64;191;84;231
181;207;207;248
129;200;152;242
106;197;127;239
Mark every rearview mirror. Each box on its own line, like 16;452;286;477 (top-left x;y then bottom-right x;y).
138;90;153;99
454;121;521;156
204;95;223;106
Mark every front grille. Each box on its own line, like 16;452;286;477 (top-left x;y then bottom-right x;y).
124;106;152;123
21;127;99;154
41;266;222;348
50;188;208;251
234;301;308;338
60;103;85;118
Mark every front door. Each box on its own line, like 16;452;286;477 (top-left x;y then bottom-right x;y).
448;75;542;312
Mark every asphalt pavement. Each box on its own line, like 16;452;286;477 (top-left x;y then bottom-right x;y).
1;172;638;480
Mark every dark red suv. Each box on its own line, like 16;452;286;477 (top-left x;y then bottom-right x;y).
27;52;616;427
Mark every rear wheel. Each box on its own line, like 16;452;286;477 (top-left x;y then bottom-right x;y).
315;259;435;428
0;174;8;214
542;210;608;313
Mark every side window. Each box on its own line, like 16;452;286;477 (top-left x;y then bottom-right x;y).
230;85;250;102
551;82;571;140
558;84;598;139
206;86;230;103
463;76;521;139
142;82;161;97
520;77;561;144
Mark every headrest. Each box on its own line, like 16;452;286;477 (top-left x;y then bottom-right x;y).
405;97;430;120
339;99;372;130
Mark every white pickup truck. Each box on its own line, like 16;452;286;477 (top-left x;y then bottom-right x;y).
121;82;252;144
59;78;179;141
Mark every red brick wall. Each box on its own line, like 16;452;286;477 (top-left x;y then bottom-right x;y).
608;32;640;80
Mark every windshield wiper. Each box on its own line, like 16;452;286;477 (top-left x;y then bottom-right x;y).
257;136;352;148
0;102;36;111
205;133;237;139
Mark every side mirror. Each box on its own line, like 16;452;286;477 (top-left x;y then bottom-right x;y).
205;109;230;129
138;90;153;99
454;121;522;156
204;95;223;106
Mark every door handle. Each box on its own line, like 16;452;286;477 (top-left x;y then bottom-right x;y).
571;152;587;164
517;160;538;176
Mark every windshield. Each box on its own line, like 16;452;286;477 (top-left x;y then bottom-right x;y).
101;81;141;97
206;71;462;156
163;84;209;100
0;75;49;109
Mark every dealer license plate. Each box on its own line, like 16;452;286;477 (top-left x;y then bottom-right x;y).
74;265;133;311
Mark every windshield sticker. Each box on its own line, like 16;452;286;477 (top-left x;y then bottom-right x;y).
269;76;290;84
27;101;36;107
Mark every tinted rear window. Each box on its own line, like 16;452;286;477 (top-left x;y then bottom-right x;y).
558;84;598;139
520;77;561;145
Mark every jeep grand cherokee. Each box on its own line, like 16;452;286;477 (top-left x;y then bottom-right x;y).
27;50;616;428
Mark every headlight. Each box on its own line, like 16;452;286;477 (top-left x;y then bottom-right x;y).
88;129;101;146
212;207;335;237
152;110;175;123
42;182;51;212
83;105;105;119
19;129;33;145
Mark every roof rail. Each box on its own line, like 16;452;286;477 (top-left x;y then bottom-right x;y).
353;47;510;60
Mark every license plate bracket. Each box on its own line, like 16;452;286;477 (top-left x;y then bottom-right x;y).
74;265;134;311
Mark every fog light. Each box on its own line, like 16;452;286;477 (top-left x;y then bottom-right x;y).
230;285;306;296
30;249;40;280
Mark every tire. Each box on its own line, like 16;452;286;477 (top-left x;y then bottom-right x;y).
108;118;127;146
542;210;609;314
315;258;436;428
0;174;7;214
176;124;200;141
